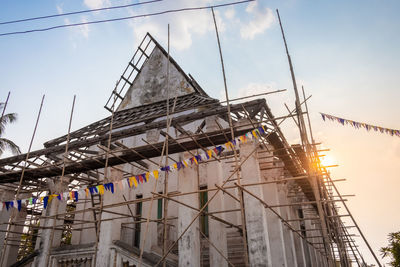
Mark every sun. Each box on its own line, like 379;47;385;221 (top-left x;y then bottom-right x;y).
319;155;337;167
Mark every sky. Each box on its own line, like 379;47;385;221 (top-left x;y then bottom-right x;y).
0;0;399;265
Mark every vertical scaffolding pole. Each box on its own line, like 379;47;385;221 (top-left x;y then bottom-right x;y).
211;7;249;266
276;10;335;266
92;93;117;266
44;95;76;266
326;175;382;267
0;92;11;120
162;23;171;267
0;95;45;267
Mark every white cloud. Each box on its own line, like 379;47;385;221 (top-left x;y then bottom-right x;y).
78;17;90;39
127;0;225;51
240;2;275;40
224;8;235;20
64;17;90;40
84;0;110;9
56;4;63;14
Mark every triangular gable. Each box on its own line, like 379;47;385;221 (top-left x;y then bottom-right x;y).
118;35;202;111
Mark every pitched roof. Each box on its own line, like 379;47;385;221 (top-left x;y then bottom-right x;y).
45;93;219;147
104;33;208;112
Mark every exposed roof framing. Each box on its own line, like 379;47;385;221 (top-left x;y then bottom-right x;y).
0;98;264;183
0;94;316;202
103;33;208;112
45;93;218;147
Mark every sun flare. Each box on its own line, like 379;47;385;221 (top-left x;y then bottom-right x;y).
319;155;337;167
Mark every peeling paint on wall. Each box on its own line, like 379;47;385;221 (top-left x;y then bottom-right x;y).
118;47;195;111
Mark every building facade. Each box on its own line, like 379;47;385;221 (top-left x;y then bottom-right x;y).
0;34;350;267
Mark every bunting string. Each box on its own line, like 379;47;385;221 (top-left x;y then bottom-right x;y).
320;112;400;138
0;126;268;212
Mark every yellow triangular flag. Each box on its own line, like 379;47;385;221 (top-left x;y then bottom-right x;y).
132;176;138;188
153;170;159;179
98;185;105;195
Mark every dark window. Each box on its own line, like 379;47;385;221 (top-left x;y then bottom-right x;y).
157;193;163;220
134;195;143;248
199;186;209;237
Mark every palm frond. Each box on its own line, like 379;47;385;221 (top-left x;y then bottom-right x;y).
0;112;18;136
0;138;21;156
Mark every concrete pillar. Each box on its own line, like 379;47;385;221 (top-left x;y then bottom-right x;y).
205;116;228;267
3;208;27;266
34;197;67;266
34;180;68;267
312;220;326;267
205;160;228;267
139;166;158;252
96;168;128;267
300;232;312;267
295;204;311;267
240;141;272;267
304;207;318;267
260;150;287;267
0;189;14;264
0;190;28;267
178;151;200;267
287;202;306;267
276;183;297;266
71;195;97;245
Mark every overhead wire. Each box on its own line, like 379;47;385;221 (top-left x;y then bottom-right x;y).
0;0;162;25
0;0;254;37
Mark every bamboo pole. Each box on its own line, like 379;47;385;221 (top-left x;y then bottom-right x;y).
211;8;249;266
44;95;76;266
92;91;117;266
0;91;10;120
326;175;382;266
0;95;45;267
152;107;303;265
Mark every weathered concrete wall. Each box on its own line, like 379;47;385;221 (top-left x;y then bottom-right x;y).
118;46;195;111
303;205;319;267
260;149;288;267
205;116;228;267
34;191;67;266
0;189;15;263
286;188;306;267
240;142;272;267
96;168;131;267
0;189;27;267
276;181;298;266
177;151;200;267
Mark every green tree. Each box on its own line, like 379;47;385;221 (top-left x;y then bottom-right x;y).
381;231;400;267
0;102;20;156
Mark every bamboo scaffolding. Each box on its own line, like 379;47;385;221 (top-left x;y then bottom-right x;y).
44;95;76;266
92;91;117;266
211;7;249;266
0;22;376;267
0;95;45;266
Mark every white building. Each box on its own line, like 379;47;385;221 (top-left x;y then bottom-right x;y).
0;34;353;267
